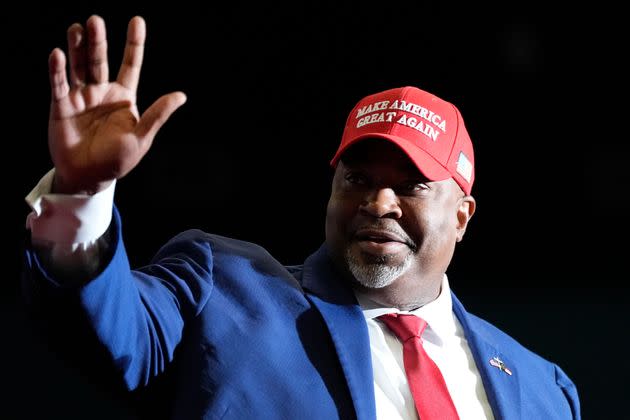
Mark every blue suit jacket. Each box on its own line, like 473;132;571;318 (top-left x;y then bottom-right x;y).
23;209;580;419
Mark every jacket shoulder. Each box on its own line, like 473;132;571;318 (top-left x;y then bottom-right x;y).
154;229;304;289
455;297;581;418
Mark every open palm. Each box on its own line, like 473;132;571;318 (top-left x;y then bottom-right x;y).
48;15;186;194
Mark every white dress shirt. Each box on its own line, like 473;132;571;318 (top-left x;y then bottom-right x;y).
26;169;494;420
356;276;494;420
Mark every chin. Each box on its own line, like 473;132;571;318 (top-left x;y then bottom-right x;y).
344;247;413;289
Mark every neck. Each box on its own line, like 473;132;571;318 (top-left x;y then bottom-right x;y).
352;273;444;311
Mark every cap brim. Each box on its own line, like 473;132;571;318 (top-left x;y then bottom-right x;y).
330;133;452;182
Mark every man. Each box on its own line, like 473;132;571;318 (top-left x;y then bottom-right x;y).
23;15;580;419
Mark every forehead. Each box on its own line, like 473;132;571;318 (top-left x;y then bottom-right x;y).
339;138;422;176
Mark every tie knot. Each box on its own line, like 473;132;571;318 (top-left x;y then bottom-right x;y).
378;313;428;342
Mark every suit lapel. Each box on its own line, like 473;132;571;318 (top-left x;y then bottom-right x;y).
452;294;522;420
300;246;523;420
302;245;376;420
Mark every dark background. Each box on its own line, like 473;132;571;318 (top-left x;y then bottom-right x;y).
3;2;628;419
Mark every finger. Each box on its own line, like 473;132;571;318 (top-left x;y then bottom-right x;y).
66;23;86;88
48;48;73;118
135;92;187;146
116;16;146;92
86;15;108;84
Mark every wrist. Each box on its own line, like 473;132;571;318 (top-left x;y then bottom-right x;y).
52;173;114;195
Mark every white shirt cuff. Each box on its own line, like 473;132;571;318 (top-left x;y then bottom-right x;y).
25;168;116;246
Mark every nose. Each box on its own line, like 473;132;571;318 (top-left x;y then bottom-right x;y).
359;188;402;219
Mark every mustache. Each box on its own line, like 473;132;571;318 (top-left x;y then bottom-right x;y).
352;220;417;251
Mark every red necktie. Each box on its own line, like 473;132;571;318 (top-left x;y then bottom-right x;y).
379;313;460;420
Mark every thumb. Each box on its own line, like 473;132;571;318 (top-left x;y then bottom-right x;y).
135;91;187;146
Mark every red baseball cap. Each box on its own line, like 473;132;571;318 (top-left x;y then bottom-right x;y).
330;86;475;195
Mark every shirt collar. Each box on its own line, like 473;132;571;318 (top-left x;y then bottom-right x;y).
354;274;457;340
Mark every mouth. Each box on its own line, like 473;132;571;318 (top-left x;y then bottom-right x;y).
353;228;410;255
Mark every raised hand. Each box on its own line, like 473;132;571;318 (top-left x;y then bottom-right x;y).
48;15;186;194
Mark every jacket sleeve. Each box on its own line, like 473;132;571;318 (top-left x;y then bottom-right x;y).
22;205;214;390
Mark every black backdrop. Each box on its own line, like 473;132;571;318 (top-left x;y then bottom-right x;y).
3;2;628;419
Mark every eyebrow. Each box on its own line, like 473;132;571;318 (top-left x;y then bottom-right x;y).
343;162;430;181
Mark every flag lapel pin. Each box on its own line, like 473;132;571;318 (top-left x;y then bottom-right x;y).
489;356;513;375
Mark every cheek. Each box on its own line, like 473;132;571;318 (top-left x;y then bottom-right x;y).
325;196;349;239
429;212;460;258
407;207;457;249
325;193;362;245
436;210;459;233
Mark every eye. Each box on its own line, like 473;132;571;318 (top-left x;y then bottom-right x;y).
399;181;429;194
344;172;367;185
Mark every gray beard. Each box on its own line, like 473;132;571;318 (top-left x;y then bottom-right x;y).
345;247;413;289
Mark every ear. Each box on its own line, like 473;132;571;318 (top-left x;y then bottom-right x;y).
456;195;476;242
